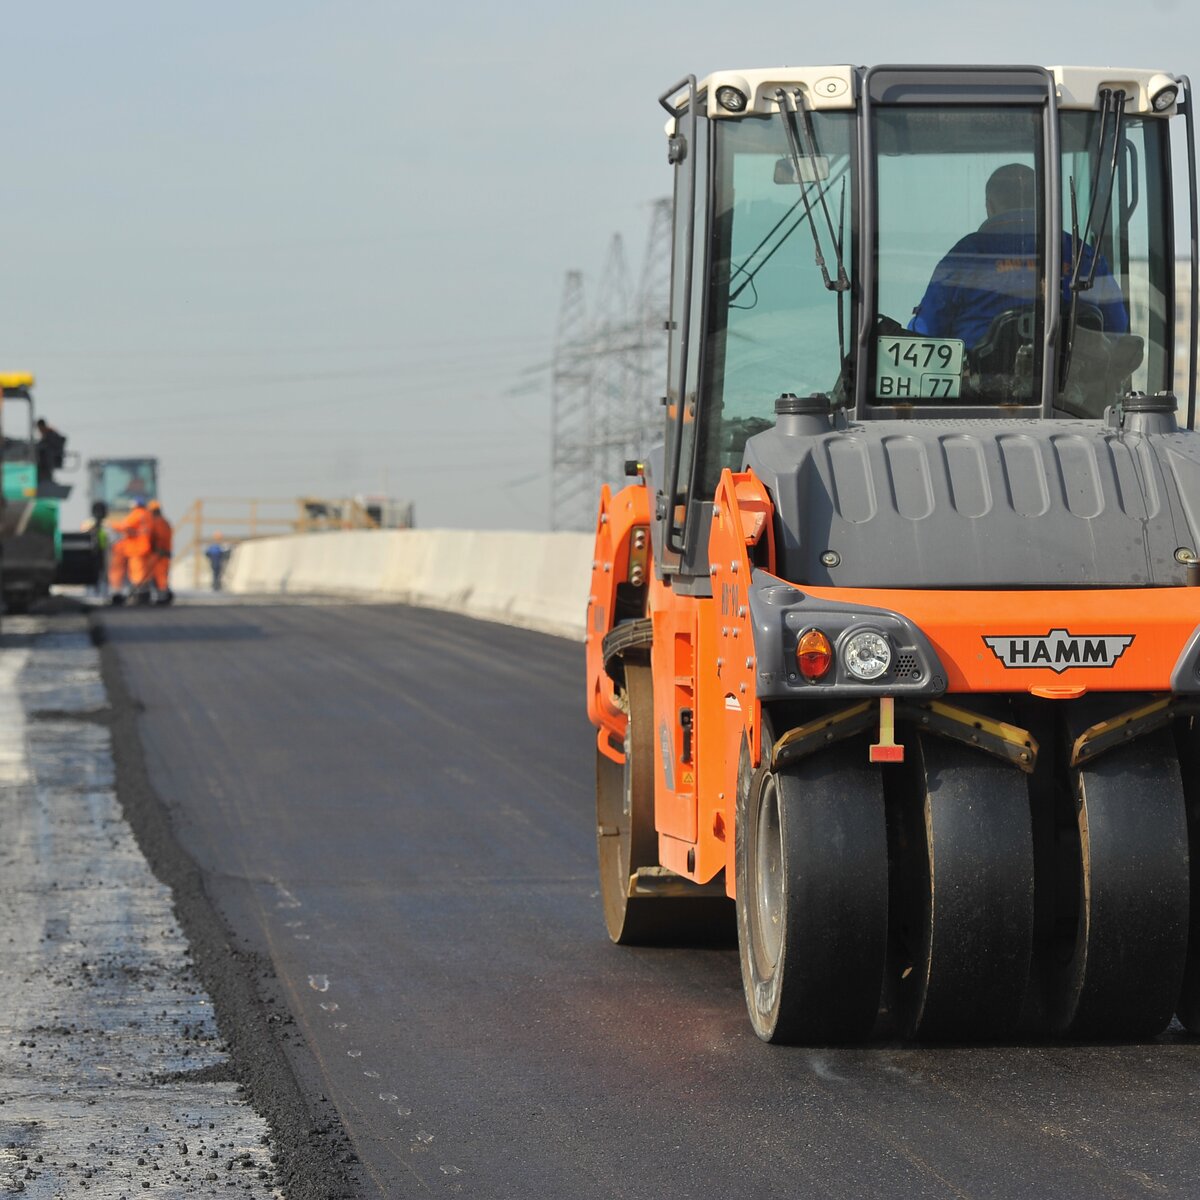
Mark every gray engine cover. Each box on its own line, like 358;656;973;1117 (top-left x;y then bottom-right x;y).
743;419;1200;589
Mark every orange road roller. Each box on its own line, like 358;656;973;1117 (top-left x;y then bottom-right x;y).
587;64;1200;1042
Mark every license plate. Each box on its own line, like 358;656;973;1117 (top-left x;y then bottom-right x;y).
875;336;964;401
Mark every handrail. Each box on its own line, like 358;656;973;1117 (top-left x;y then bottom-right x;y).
174;496;391;588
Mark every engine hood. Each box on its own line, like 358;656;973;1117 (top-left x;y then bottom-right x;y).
742;419;1200;589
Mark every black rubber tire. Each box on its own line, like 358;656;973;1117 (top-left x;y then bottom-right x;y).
1175;717;1200;1033
1046;723;1189;1038
595;663;732;945
736;738;888;1044
886;733;1035;1041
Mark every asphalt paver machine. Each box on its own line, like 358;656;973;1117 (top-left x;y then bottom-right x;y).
0;374;73;611
586;65;1200;1042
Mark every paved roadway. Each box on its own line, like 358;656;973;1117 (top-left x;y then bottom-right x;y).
97;600;1200;1199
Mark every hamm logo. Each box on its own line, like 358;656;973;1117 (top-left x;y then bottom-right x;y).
983;629;1134;673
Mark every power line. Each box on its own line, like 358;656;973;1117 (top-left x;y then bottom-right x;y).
549;198;670;531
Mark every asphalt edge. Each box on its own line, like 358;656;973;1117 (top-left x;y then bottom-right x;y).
89;610;361;1200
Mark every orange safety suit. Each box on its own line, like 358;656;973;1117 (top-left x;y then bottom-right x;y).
108;505;153;592
148;511;173;591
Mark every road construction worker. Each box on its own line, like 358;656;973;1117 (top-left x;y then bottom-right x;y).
107;499;153;605
147;500;173;605
206;533;229;592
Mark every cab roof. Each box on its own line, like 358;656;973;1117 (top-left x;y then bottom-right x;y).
0;372;35;394
674;65;1183;119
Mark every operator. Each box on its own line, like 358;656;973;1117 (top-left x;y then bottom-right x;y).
34;418;66;485
107;498;153;605
119;471;151;506
908;163;1128;348
147;500;173;605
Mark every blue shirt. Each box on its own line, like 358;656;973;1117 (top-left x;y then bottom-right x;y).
908;211;1129;347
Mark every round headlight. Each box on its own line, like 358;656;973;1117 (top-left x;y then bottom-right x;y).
842;630;891;681
1149;74;1180;113
716;85;748;113
1153;85;1179;112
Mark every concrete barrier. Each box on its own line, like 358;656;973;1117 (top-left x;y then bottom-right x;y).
179;530;596;640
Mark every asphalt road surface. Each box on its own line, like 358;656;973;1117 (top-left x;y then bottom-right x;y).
97;600;1200;1199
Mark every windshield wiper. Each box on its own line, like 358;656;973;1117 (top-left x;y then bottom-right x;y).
797;89;850;363
774;88;850;294
834;175;848;360
798;91;850;305
774;88;851;379
1061;88;1127;389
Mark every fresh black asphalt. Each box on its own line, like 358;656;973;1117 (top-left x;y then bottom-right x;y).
96;600;1200;1199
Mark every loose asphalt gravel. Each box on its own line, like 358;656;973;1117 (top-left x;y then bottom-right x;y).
0;609;287;1199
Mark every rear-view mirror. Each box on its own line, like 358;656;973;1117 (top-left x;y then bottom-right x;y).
774;155;830;184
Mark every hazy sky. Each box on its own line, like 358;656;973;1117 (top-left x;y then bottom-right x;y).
2;0;1192;534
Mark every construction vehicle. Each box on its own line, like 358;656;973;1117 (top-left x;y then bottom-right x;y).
586;65;1200;1043
83;458;162;602
0;374;74;611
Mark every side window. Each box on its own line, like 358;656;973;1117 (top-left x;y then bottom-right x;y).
665;139;691;436
664;107;709;548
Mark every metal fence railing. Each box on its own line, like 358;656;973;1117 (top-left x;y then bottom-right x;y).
176;497;390;588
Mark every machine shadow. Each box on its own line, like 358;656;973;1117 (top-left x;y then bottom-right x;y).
87;619;269;646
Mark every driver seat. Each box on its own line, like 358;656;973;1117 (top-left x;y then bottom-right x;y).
972;303;1105;378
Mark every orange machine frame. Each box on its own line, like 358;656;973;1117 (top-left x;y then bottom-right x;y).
587;467;1200;901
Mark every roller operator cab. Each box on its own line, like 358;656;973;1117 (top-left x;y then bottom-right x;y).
88;457;160;520
586;65;1200;1043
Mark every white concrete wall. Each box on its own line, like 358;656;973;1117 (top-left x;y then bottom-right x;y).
176;530;595;640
